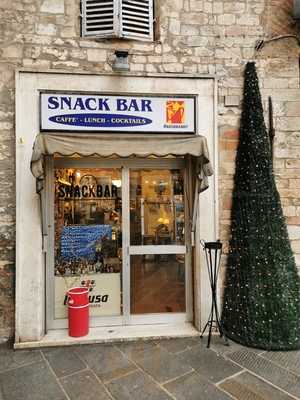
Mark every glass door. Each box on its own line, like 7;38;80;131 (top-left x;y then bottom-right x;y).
48;160;191;329
128;168;188;324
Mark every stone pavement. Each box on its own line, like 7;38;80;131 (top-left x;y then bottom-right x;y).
0;336;300;400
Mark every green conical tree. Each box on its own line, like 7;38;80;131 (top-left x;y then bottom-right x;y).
222;62;300;350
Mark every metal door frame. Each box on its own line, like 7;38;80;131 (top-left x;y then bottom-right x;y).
46;157;192;330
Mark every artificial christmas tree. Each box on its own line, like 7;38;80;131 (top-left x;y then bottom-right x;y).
222;62;300;350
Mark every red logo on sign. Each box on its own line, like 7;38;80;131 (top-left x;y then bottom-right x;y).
166;101;185;124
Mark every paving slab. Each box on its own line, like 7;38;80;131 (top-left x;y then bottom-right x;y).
61;369;111;400
0;360;66;400
42;347;87;378
261;350;300;376
228;349;300;398
130;346;193;383
115;340;159;359
177;344;242;383
158;337;201;354
164;371;232;400
75;344;136;382
0;344;42;373
106;369;172;400
209;336;263;356
219;371;296;400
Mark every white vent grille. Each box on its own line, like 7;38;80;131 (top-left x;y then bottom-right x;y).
82;0;115;37
121;0;153;40
82;0;153;41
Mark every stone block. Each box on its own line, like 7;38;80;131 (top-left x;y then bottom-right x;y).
237;15;260;26
163;63;183;72
180;24;199;35
169;18;181;35
190;0;203;11
291;240;300;252
147;55;162;63
87;49;107;62
194;47;214;57
36;23;57;36
264;78;290;89
165;371;232;400
60;26;77;38
62;370;110;400
181;12;208;25
224;2;245;13
22;59;51;68
285;102;300;116
131;63;145;72
286;159;300;169
289;179;300;189
213;2;223;14
288;225;300;240
162;54;178;63
203;2;213;13
40;0;64;14
277;117;300;131
184;64;197;73
224;95;240;107
217;14;236;26
107;370;171;400
2;45;23;58
283;206;296;217
287;217;300;225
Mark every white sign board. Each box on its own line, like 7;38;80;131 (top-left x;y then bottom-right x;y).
55;273;121;319
40;93;196;133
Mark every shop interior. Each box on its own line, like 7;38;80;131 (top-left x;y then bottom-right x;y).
54;167;186;318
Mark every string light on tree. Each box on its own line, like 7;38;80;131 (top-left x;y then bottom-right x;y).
221;62;300;351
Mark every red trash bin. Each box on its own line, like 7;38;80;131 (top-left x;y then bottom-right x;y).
67;287;89;337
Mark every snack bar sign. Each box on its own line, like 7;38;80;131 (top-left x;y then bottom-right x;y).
40;93;196;133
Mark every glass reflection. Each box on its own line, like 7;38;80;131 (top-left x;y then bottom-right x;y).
54;168;122;319
131;254;186;314
130;169;185;245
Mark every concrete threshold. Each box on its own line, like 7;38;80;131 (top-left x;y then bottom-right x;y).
14;323;200;349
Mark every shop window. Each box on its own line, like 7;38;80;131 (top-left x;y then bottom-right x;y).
81;0;154;41
54;168;123;319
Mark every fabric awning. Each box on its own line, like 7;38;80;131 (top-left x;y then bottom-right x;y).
31;133;213;192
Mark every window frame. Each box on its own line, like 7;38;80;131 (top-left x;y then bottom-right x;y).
81;0;154;42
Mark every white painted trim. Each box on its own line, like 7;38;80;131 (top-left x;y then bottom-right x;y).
14;323;199;349
15;71;216;342
214;77;219;239
122;167;130;325
45;157;54;331
16;68;217;80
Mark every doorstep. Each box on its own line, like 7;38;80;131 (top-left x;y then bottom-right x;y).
14;323;200;349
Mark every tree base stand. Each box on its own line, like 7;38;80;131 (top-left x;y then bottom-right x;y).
200;240;229;348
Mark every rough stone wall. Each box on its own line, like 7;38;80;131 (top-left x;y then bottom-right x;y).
0;0;299;340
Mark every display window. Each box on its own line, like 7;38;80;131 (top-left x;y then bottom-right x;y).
54;168;122;319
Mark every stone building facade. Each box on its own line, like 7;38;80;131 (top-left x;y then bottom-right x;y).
0;0;300;341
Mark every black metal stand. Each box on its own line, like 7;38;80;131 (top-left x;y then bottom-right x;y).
200;239;229;348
